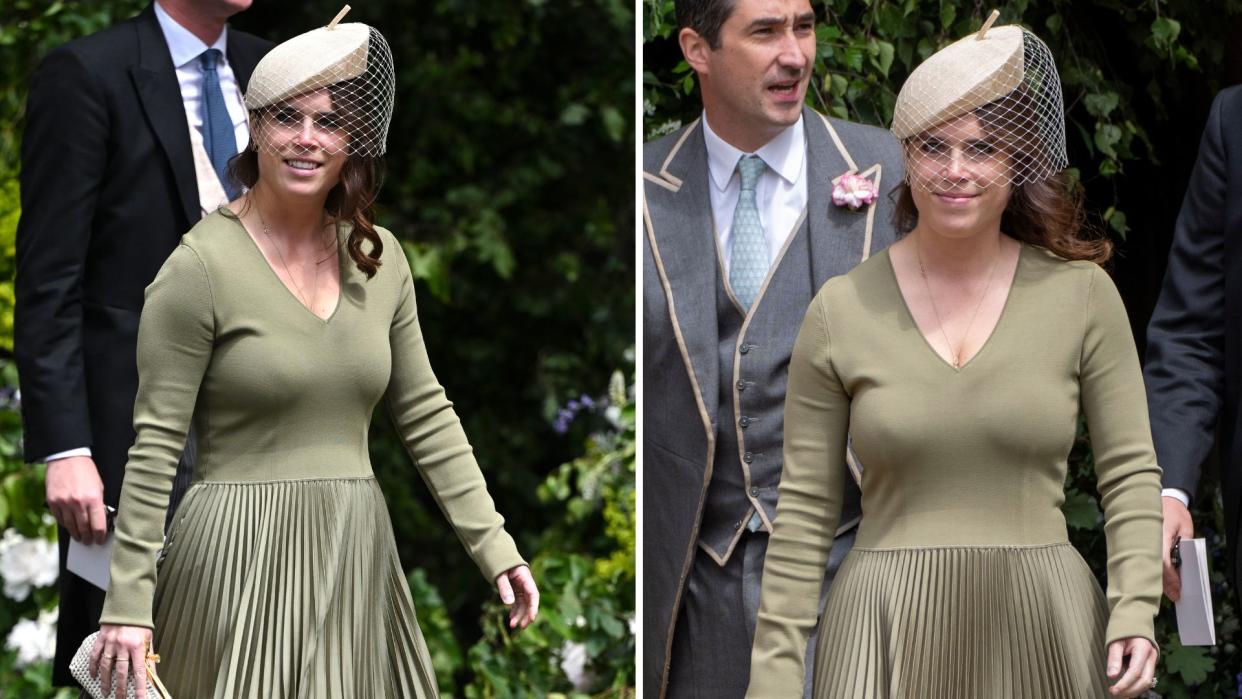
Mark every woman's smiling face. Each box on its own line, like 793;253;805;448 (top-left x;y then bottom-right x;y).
906;113;1013;239
252;88;350;199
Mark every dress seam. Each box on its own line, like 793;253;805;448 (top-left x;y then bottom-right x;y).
192;475;377;485
851;541;1073;552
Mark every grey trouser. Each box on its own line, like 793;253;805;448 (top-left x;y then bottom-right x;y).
667;528;857;699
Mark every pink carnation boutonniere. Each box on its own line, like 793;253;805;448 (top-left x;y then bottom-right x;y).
832;172;878;211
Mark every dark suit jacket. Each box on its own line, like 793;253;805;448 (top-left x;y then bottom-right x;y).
14;4;269;683
642;107;903;698
1144;85;1242;592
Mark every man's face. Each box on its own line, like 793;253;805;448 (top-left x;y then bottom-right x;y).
687;0;816;149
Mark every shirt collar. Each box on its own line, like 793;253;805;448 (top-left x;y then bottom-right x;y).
702;111;805;192
154;1;229;70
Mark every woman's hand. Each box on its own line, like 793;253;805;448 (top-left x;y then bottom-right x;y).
1106;636;1158;697
89;624;153;698
495;564;539;629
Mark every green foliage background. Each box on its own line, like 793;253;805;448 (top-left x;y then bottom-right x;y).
643;0;1242;695
0;1;635;697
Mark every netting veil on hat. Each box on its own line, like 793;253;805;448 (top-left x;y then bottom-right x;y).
891;11;1067;192
244;6;395;157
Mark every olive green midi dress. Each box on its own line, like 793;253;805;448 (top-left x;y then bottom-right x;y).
747;245;1162;698
98;210;525;698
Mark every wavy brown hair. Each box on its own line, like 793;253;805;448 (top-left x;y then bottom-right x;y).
894;91;1112;265
229;83;386;278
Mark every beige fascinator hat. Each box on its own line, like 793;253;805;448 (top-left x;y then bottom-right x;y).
891;10;1067;190
245;6;395;157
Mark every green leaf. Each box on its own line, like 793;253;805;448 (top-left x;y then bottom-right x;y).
843;47;864;72
1106;209;1129;238
873;41;895;76
1151;17;1181;49
1163;638;1215;684
1045;14;1062;35
829;73;848;98
939;2;956;30
1083;92;1119;119
1094;123;1122;158
600;105;626;143
560;103;590;126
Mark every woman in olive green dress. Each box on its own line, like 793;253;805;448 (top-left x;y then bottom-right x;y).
747;18;1160;699
87;18;538;698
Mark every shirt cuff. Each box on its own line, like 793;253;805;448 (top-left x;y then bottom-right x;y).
1161;488;1191;508
44;447;92;463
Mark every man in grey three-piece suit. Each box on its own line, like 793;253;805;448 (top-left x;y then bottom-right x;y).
642;0;903;696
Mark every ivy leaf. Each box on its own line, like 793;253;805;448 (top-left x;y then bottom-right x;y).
1163;639;1215;685
1083;92;1119;119
1106;209;1129;238
843;46;864;72
1061;489;1100;530
560;103;590;126
1094;123;1122;158
1151;17;1181;50
873;40;895;76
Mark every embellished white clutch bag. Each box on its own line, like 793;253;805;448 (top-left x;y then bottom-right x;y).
69;631;171;699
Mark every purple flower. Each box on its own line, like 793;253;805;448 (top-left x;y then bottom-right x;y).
579;394;595;409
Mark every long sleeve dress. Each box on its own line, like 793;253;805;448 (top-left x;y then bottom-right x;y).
97;209;525;698
746;243;1162;698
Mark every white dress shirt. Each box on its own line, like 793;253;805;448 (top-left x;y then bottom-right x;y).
45;4;246;465
702;113;808;274
154;1;249;154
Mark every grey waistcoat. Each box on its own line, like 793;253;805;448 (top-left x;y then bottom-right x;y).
700;218;863;564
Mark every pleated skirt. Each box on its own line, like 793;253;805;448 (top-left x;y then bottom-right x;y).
150;477;439;698
812;544;1109;699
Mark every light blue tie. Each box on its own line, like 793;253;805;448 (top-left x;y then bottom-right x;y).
729;155;768;310
200;49;240;200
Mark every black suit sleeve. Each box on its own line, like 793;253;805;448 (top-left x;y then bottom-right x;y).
1143;90;1232;498
14;46;109;461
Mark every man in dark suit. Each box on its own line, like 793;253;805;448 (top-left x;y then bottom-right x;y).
15;0;269;684
1144;85;1242;606
641;0;903;696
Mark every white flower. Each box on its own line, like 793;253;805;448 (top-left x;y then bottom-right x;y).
627;615;637;636
604;405;623;430
5;607;57;668
559;640;592;691
0;529;59;601
574;615;587;628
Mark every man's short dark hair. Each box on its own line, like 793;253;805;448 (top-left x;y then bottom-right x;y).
675;0;736;49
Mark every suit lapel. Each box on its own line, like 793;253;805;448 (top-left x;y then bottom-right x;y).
644;119;721;428
805;106;883;290
129;5;199;226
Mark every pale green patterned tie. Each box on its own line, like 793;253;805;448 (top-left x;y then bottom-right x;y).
729;155;768;310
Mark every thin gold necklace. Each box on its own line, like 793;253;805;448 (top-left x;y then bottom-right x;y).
915;235;1003;369
252;197;335;312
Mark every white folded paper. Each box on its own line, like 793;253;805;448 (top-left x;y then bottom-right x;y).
1174;537;1216;646
66;534;114;591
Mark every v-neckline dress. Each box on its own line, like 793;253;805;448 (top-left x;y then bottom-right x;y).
747;245;1163;698
99;210;526;698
